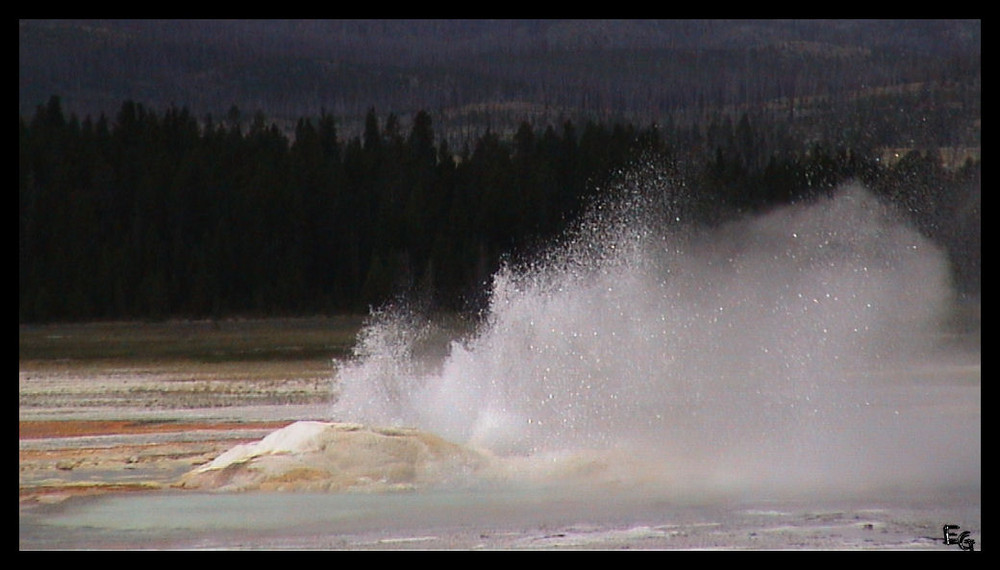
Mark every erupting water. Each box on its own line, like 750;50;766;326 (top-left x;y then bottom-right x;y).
331;170;977;498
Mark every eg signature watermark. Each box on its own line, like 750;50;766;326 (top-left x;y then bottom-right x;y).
942;524;976;551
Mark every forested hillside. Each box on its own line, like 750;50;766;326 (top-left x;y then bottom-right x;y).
19;20;981;145
19;20;980;322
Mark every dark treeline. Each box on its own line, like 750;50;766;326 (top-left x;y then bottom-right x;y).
20;96;980;323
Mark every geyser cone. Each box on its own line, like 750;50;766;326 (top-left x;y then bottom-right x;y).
333;174;973;496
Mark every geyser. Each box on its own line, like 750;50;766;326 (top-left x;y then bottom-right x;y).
331;173;977;497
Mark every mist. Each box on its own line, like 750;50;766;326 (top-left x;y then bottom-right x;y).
331;171;979;499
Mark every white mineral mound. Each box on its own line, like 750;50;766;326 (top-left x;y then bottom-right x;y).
179;421;493;492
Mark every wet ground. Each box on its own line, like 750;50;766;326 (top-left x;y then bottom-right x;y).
19;483;982;550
